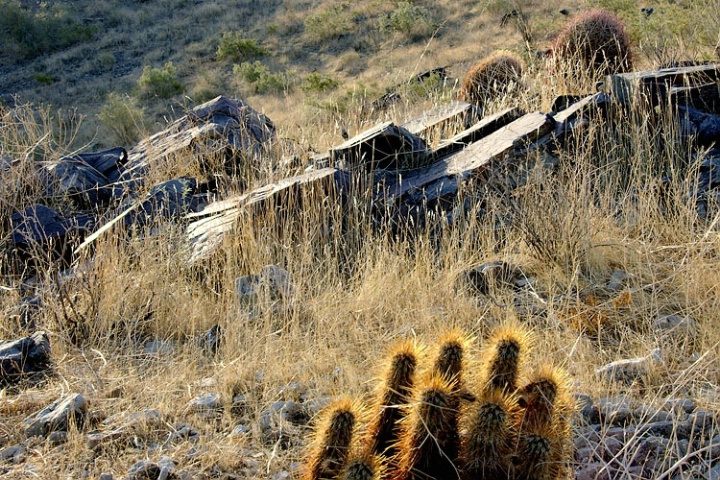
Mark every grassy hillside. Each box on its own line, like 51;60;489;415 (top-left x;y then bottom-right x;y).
2;0;720;479
1;0;717;150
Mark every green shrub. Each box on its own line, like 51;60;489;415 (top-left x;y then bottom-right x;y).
301;73;339;93
304;4;354;42
99;92;146;146
216;32;268;62
380;2;436;41
233;61;293;94
137;62;185;99
34;73;56;84
0;0;96;61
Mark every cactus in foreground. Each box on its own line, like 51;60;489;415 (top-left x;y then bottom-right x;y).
460;388;520;480
302;324;573;480
368;340;420;458
339;450;386;480
304;397;361;480
552;8;632;75
458;50;525;109
481;322;530;393
397;376;462;480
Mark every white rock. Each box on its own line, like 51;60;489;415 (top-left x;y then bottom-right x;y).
595;349;664;383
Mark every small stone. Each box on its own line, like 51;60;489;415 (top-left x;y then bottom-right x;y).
230;424;250;437
272;471;291;480
199;325;221;356
235;265;294;302
47;431;68;446
607;269;628;292
186;393;222;414
664;398;696;414
127;460;160;480
600;405;633;426
575;463;609;480
460;260;524;295
99;473;114;480
575;446;594;463
0;444;26;464
23;393;87;438
0;331;52;386
595;349;664;384
602;436;623;458
169;424;200;444
633;405;671;423
143;340;175;355
653;314;697;334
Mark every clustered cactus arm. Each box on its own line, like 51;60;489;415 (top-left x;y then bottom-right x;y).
302;323;574;480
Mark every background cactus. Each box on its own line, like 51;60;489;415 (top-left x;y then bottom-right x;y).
552;8;633;75
302;326;574;480
458;50;525;110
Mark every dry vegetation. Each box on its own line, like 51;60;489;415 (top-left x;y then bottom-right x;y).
2;0;720;479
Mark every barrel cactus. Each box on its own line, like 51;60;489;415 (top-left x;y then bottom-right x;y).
458;50;525;110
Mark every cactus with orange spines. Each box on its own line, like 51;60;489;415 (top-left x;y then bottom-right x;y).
396;375;462;480
458;50;525;110
304;397;363;480
481;322;531;393
552;8;633;75
368;340;421;458
460;388;521;480
339;450;386;480
301;324;574;480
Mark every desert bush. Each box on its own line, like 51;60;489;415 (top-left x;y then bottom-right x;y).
379;2;436;41
98;92;146;146
216;32;268;62
233;61;294;94
553;8;633;75
301;73;339;93
0;0;96;61
458;50;525;109
304;4;355;42
137;62;185;99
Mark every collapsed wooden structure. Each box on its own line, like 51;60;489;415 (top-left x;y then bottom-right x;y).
5;64;720;270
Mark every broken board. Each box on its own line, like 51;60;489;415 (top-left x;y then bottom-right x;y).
401;101;480;138
600;63;720;105
380;112;555;205
186;167;345;262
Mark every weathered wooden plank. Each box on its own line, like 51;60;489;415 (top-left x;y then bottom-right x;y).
330;122;428;171
601;64;720;105
552;92;610;124
381;112;555;204
401;101;480;137
186;168;345;262
432;107;522;158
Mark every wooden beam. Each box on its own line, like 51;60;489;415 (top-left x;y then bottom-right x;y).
600;63;720;105
186;168;345;262
401;101;480;137
431;107;522;159
381;112;555;205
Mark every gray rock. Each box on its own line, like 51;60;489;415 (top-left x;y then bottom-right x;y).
99;473;114;480
0;331;52;386
595;349;664;383
185;393;222;418
169;424;200;444
600;404;633;426
653;314;697;334
47;430;68;446
460;260;525;295
607;269;628;292
272;471;291;480
87;409;164;449
235;265;294;302
127;460;161;480
230;424;250;437
144;340;176;355
199;325;221;356
664;398;696;414
23;393;87;438
632;405;672;423
0;444;26;464
575;463;609;480
231;394;250;418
